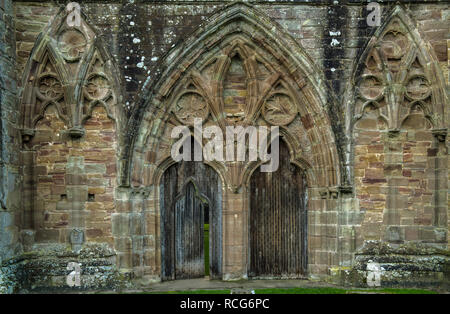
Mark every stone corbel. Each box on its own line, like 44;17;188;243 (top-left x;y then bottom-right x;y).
339;185;353;195
387;128;400;138
319;189;329;199
68;126;85;138
329;187;339;199
319;188;339;199
432;128;447;142
130;186;152;198
21;128;35;143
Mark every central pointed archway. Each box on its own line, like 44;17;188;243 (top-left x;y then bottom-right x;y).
123;3;344;279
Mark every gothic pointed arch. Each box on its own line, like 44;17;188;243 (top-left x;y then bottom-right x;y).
125;2;342;191
19;6;122;141
348;5;448;244
350;5;447;133
19;5;122;246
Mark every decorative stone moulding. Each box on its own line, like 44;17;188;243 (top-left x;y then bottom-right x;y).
318;188;341;199
352;8;446;134
20;9;118;143
329;188;339;199
68;126;85;138
405;75;431;101
358;75;385;101
338;185;353;195
37;74;64;99
21;128;35;143
84;73;112;101
431;128;447;142
262;92;298;126
174;91;209;125
387;129;400;138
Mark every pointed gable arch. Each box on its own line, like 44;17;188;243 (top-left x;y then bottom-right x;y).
125;2;343;189
348;5;448;242
20;6;122;141
350;5;447;133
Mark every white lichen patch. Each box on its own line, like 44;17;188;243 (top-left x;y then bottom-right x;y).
331;38;340;47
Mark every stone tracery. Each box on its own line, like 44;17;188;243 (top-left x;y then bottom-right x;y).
1;0;446;290
20;9;118;136
353;11;445;132
351;6;448;247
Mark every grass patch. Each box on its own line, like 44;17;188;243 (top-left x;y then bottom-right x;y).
254;287;348;294
146;290;231;294
349;288;437;294
143;287;437;294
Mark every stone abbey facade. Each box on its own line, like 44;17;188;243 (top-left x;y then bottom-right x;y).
0;0;448;292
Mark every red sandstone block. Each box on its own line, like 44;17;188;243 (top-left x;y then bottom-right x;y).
369;162;383;168
403;153;413;163
367;144;384;153
300;114;313;130
398;187;413;195
365;168;384;179
427;148;438;156
86;228;103;238
362;177;387;184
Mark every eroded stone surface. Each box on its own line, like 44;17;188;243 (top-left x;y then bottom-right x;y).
0;1;448;292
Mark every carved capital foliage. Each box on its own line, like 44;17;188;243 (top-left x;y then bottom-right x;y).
20;7;118;142
353;6;447;133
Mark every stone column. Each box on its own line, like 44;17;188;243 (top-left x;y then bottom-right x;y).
383;130;404;242
222;187;247;280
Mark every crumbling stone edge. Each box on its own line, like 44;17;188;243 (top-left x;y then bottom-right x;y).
0;243;133;293
1;240;449;293
329;241;450;289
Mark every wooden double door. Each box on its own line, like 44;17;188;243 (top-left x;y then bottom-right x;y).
249;141;308;278
161;141;307;280
160;160;222;280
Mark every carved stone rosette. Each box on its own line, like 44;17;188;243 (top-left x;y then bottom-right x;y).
168;38;300;129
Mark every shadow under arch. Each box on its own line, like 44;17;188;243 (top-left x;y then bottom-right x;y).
241;130;314;190
152;134;228;191
159;139;224;280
